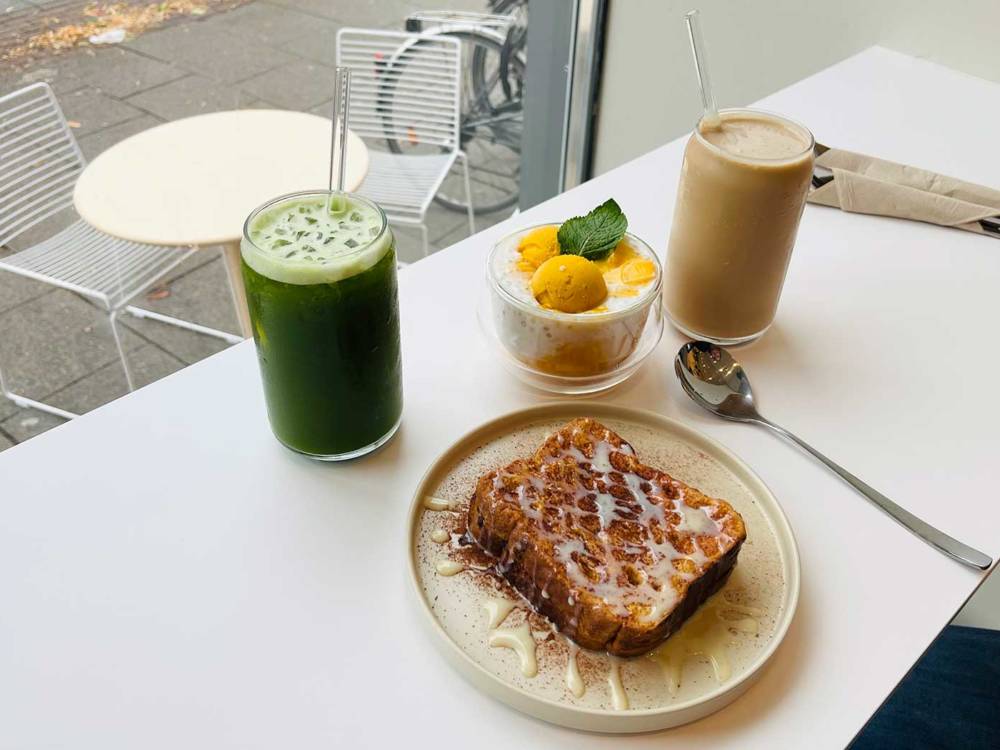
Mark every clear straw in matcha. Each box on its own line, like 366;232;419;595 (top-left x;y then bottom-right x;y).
328;66;351;214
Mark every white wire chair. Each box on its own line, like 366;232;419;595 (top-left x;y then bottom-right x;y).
0;83;239;421
336;28;475;257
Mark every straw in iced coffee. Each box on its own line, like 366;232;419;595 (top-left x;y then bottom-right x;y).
684;10;721;131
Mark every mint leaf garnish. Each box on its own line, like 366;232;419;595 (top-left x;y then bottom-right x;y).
557;199;628;261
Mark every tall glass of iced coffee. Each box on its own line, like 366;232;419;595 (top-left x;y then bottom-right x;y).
665;108;814;344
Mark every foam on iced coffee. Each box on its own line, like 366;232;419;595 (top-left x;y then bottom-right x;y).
698;112;810;160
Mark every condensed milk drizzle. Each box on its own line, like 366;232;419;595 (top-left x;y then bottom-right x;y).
423;495;456;511
488;623;538;677
466;580;759;708
435;559;465;576
607;656;629;710
649;594;761;696
565;641;585;698
431;528;450;544
483;597;517;629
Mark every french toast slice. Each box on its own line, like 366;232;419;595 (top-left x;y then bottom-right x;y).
467;418;746;657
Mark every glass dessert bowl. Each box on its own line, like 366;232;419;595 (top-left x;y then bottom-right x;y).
483;222;663;395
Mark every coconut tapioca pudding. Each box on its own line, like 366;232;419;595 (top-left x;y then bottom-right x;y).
487;201;661;379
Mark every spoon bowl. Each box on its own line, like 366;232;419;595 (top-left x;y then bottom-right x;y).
675;341;759;422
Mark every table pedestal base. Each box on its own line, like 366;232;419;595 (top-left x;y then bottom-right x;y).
221;240;252;338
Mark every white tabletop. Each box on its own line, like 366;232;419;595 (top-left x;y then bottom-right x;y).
73;110;369;247
2;47;997;748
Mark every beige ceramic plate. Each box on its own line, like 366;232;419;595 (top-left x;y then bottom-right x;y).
407;403;800;733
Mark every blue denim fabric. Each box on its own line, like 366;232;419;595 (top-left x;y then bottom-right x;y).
850;626;1000;749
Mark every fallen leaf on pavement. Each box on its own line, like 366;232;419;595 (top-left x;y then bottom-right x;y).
2;1;235;62
147;286;171;301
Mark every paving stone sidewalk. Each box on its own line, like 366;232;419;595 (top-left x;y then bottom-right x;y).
0;0;505;452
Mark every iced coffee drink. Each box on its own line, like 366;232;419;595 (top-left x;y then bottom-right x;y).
665;108;814;343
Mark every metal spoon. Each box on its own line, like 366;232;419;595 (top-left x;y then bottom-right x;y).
675;341;992;571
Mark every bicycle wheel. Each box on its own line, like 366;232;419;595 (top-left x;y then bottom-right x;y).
473;0;526;103
382;31;524;215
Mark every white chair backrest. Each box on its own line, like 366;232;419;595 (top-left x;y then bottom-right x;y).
0;83;85;247
336;29;462;151
407;10;514;34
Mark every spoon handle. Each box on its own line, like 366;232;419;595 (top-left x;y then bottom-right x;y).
756;417;993;571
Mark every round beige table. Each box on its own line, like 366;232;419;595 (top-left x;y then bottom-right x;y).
74;110;369;337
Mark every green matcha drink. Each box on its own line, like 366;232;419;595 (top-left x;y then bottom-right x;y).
241;191;402;460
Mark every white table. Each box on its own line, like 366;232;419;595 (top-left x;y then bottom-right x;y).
2;47;997;748
73;110;369;337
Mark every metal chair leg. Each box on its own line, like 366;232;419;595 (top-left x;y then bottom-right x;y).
118;246;244;344
0;352;79;420
419;224;430;258
123;306;243;345
121;247;242;344
0;307;137;422
458;150;476;235
108;309;136;392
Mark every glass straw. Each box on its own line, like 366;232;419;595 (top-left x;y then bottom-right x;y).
684;10;721;130
328;66;351;213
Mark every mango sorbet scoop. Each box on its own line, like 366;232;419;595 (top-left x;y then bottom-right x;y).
530;255;608;313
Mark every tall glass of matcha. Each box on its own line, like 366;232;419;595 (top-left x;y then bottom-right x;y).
241;190;402;460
